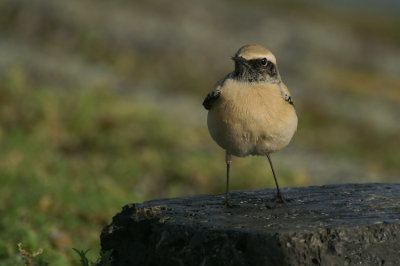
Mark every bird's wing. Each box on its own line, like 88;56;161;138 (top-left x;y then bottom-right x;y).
285;95;294;106
278;82;295;106
202;73;231;110
202;85;221;110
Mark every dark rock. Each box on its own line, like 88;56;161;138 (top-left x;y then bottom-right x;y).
101;183;400;266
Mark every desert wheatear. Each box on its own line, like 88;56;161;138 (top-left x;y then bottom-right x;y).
203;44;297;206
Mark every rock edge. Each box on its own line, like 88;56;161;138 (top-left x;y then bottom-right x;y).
101;183;400;266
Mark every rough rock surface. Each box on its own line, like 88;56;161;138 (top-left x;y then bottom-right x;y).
101;183;400;266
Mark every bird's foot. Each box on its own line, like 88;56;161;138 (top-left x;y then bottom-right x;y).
274;193;292;204
224;196;232;208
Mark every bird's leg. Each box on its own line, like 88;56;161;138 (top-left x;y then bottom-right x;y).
267;154;286;203
225;152;232;207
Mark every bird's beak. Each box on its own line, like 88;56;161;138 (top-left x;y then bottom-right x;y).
232;56;247;67
231;56;243;62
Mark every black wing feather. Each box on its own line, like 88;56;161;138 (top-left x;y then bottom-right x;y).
203;74;233;110
285;95;294;106
202;89;221;110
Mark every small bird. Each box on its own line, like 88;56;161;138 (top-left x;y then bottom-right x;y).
203;44;298;206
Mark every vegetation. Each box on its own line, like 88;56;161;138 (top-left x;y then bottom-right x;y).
17;243;46;266
72;249;112;266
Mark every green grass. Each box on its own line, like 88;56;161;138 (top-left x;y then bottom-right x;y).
72;248;113;266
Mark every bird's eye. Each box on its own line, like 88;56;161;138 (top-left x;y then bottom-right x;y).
261;58;268;65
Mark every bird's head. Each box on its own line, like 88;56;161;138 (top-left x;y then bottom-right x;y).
232;44;280;83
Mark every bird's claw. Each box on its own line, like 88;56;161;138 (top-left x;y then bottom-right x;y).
224;196;232;207
274;193;290;204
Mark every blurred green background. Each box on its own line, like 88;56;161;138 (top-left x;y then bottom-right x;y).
1;0;399;264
